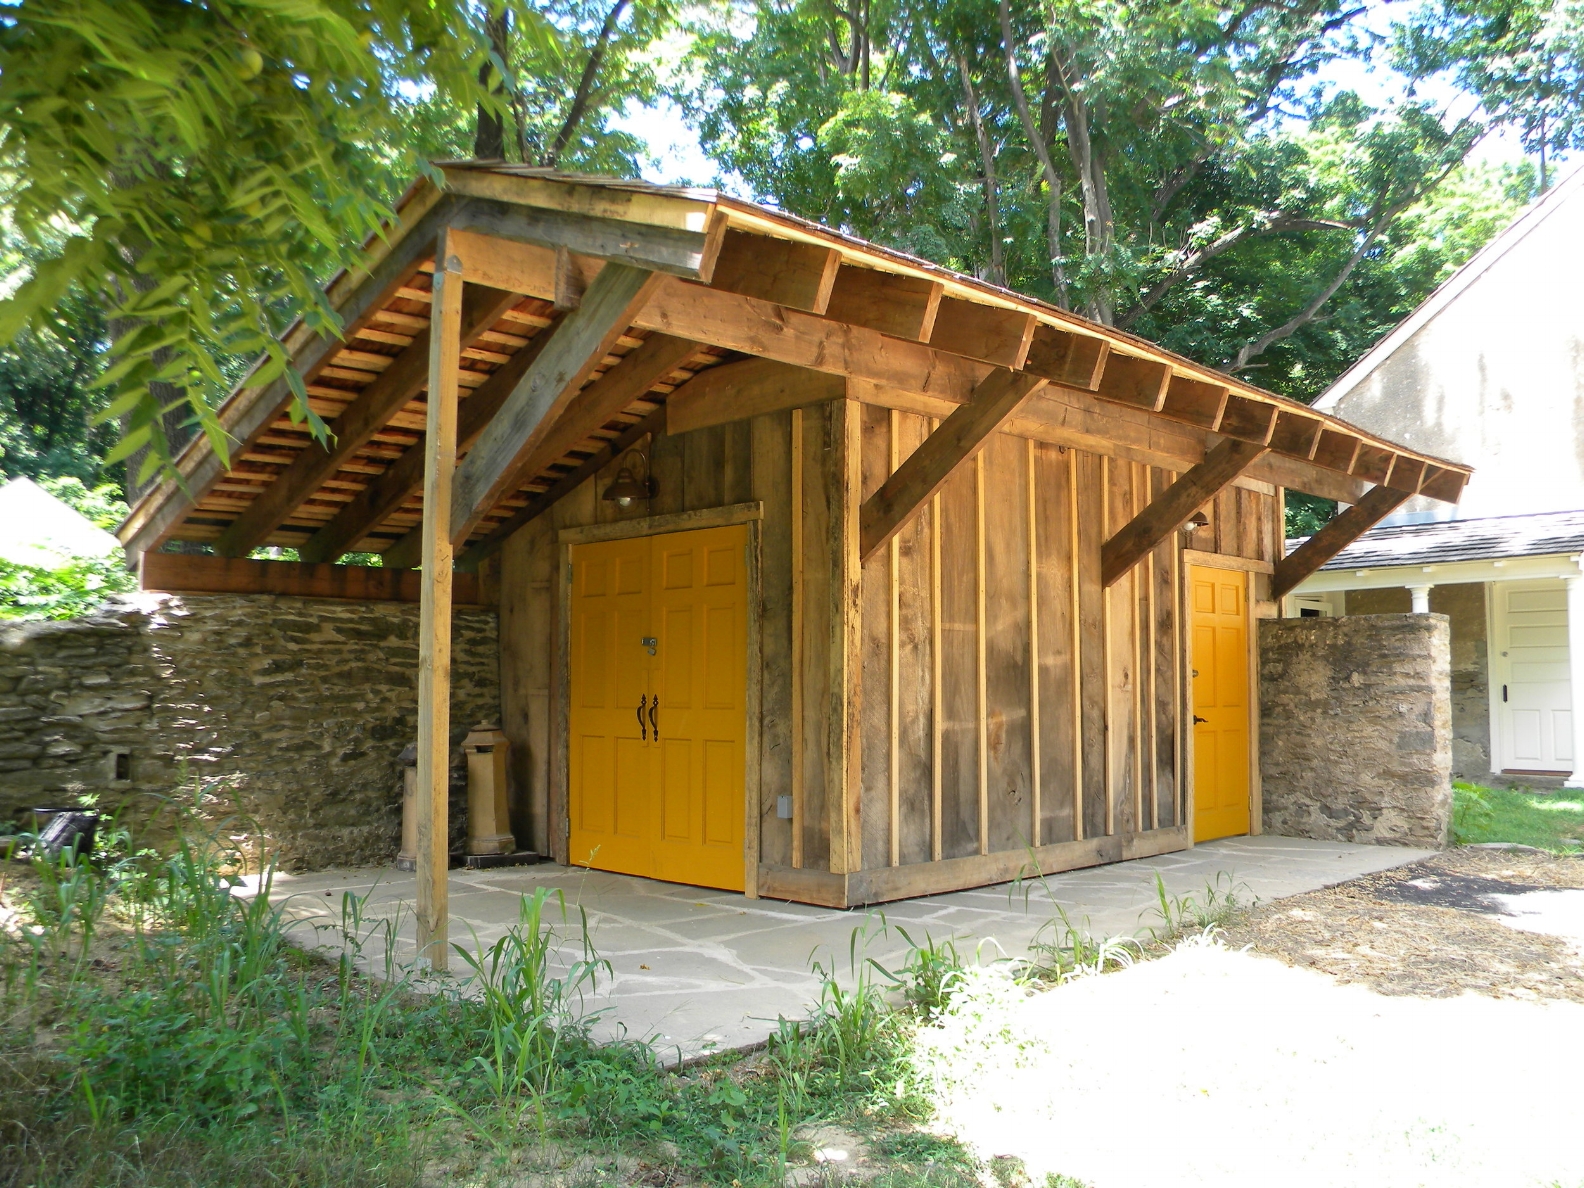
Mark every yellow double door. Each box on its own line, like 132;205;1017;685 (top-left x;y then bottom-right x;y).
568;524;748;892
1190;565;1252;842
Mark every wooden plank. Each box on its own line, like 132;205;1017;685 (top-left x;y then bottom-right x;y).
831;398;864;875
930;473;944;862
449;197;715;279
1218;395;1278;444
1022;324;1109;390
634;276;982;405
895;412;934;866
823;265;943;341
710;229;841;312
858;402;893;872
1077;451;1107;840
1095;353;1171;411
459;408;667;565
791;408;805;868
858;370;1047;562
982;434;1033;854
938;440;979;859
441;167;717;233
753;411;795;870
1271;483;1415;599
213;285;520;557
445;227;590;299
755;864;849;908
415;240;463;972
138;552;480;604
1100;438;1268;587
1026;439;1042;846
450;264;661;548
299;312;561;563
975;454;989;855
665;357;845;435
1159;375;1229;430
1181;548;1273;574
889;411;902;867
928;297;1038;368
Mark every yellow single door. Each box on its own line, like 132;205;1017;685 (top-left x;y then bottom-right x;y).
568;534;654;878
567;524;748;891
1190;566;1251;842
650;525;748;891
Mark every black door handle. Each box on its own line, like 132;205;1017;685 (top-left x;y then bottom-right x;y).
637;694;647;740
1193;715;1208;724
650;696;659;741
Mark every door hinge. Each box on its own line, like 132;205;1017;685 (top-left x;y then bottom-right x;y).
567;562;574;583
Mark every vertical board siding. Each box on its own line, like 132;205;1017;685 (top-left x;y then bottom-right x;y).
848;429;1274;875
497;406;1280;896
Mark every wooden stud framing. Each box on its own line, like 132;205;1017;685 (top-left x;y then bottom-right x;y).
888;410;902;868
975;452;989;856
931;421;944;863
1069;450;1084;841
415;237;463;972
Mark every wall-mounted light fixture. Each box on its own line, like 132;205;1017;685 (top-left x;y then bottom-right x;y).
602;450;655;508
1182;508;1211;534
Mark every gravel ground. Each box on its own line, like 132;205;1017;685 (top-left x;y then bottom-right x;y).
918;847;1584;1188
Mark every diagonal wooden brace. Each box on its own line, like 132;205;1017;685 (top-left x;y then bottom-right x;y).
1271;483;1415;600
1101;438;1269;587
858;369;1046;563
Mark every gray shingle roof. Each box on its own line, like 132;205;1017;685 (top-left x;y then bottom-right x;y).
1288;509;1584;570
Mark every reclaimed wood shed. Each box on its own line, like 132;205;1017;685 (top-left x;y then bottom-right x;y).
119;165;1470;962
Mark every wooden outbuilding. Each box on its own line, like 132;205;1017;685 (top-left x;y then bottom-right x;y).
119;165;1471;966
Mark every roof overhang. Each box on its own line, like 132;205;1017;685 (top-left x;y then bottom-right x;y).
118;163;1473;567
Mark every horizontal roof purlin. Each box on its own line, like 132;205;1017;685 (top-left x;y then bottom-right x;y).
119;163;1471;562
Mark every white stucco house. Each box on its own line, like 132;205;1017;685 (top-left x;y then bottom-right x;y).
1289;165;1584;784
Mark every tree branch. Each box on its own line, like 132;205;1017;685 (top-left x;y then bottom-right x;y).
545;0;630;169
998;0;1067;304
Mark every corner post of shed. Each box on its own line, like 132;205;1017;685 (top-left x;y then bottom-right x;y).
416;232;464;971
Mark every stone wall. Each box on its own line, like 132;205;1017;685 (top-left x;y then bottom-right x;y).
0;594;499;868
1259;613;1452;848
1345;583;1490;779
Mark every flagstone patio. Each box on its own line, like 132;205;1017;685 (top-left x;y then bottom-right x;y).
262;835;1432;1062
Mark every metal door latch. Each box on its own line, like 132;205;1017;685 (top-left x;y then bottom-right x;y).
641;636;657;655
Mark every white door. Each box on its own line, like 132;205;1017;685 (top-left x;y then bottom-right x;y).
1493;581;1573;772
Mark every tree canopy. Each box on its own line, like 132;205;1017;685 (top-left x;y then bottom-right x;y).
0;0;1574;518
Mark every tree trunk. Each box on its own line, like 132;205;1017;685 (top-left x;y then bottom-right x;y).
474;6;511;159
999;0;1067;305
959;56;1005;287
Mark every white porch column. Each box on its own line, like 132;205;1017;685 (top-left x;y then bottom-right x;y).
1565;573;1584;788
1407;584;1434;614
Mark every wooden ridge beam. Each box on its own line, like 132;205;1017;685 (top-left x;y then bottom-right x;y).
460;406;668;567
384;333;696;566
297;312;562;562
449;262;662;548
1100;438;1268;587
665;357;845;435
212;284;520;558
858;369;1046;563
1271;484;1416;600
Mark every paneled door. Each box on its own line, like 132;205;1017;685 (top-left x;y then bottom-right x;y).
568;524;748;891
1190;566;1252;842
1493;581;1572;773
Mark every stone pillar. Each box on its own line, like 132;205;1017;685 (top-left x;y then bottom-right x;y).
1566;573;1584;789
1408;584;1434;614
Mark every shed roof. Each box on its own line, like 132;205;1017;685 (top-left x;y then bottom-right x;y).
118;164;1472;566
1298;508;1584;571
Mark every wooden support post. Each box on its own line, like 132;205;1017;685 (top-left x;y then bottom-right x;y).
858;369;1046;562
1100;438;1267;587
1271;484;1414;600
415;236;463;972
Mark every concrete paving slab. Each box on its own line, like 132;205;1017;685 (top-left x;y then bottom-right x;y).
261;835;1431;1061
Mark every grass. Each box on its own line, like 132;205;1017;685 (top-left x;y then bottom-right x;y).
0;786;1111;1188
1452;781;1584;853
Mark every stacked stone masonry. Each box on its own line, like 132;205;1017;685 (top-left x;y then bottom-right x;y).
0;594;499;868
1259;613;1453;849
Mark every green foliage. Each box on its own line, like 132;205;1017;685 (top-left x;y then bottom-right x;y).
0;476;134;621
1451;781;1584;852
0;284;111;485
0;0;541;488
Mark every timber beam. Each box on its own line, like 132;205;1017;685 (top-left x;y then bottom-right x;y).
449;262;662;548
212;284;521;558
858;369;1047;563
1271;483;1416;600
1101;438;1268;587
297;311;562;562
460;406;668;567
665;357;846;435
384;332;697;567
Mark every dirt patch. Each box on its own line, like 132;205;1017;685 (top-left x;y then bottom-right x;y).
1220;847;1584;1002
